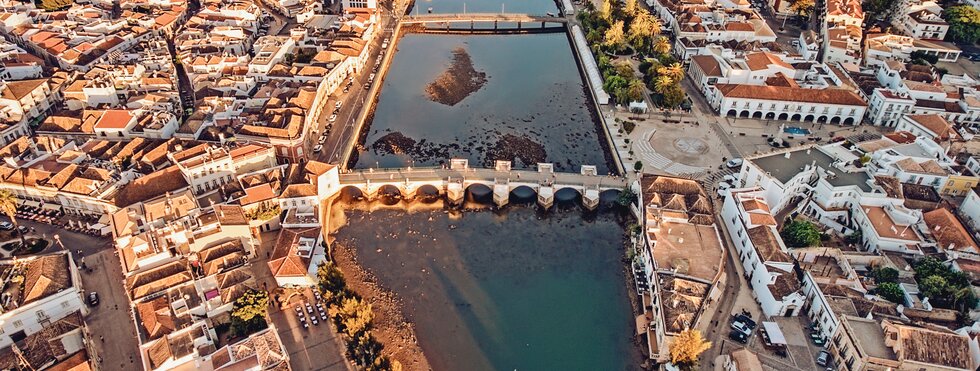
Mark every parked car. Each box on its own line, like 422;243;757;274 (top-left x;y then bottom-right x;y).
723;174;737;184
313;145;322;153
334;100;343;109
718;181;732;190
328;114;337;122
364;83;370;89
726;158;744;168
816;350;830;367
0;222;12;230
88;291;99;306
733;313;757;329
17;226;28;235
318;135;327;144
730;320;752;336
728;330;748;344
369;73;376;81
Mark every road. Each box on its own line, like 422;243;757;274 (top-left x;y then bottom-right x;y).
313;9;401;165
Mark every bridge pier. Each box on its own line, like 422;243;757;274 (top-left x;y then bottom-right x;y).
446;180;464;206
582;189;600;210
493;183;509;208
537;186;554;210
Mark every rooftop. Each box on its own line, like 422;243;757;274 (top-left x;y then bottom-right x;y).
844;316;896;361
650;222;723;282
750;147;872;191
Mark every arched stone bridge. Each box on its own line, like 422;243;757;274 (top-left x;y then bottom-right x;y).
338;160;628;210
401;13;567;25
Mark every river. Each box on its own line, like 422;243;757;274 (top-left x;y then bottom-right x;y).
409;0;558;14
330;197;640;371
352;32;612;173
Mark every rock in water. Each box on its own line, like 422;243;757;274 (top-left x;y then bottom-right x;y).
425;47;487;106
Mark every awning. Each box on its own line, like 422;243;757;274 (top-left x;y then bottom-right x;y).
41;203;62;212
762;322;786;345
19;200;40;208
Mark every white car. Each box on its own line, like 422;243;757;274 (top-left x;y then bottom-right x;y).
369;73;376;81
384;37;390;44
0;222;12;230
723;175;737;184
313;145;323;153
318;135;327;144
726;158;744;168
328;114;337;122
718;182;732;190
334;101;342;109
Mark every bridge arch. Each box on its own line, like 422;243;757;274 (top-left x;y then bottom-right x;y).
510;185;537;202
338;185;365;202
555;187;582;203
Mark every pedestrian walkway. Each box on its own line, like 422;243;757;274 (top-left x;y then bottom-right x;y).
632;129;709;176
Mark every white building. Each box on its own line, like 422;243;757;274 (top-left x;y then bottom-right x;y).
893;0;949;40
0;252;86;349
721;189;806;317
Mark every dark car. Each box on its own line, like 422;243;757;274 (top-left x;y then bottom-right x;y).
16;226;28;235
734;313;757;329
87;292;99;306
729;330;748;344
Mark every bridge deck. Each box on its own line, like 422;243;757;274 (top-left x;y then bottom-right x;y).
402;13;567;24
339;168;628;189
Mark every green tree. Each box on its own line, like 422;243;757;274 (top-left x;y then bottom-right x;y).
944;6;980;43
231;289;269;335
653;75;674;95
603;75;629;99
669;329;712;370
317;262;348;305
614;61;636;79
780;219;821;247
0;189;25;246
662;85;687;108
863;0;899;22
616;187;638;206
329;296;374;337
913;257;947;280
876;282;905;303
626;79;646;102
653;36;672;56
599;0;613;21
789;0;815;18
628;12;661;51
872;267;899;284
624;0;639;16
604;20;627;51
920;275;949;300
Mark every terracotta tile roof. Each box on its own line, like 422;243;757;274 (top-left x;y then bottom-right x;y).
125;260;192;299
146;338;173;370
884;131;917;144
242;183;276;205
305;160;336;178
21;253;72;305
747;226;792;262
691;55;723;77
113;167;189;207
281;183;316;198
93;109;135;130
1;78;46;100
715;84;867;106
199;240;246;276
136;296;177;340
924;208;979;254
770;272;801;298
888;323;973;369
267;227;320;278
744;52;792;71
215;204;249;225
907;114;959;141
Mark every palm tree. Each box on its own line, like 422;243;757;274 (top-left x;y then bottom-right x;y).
626;79;646;102
653;75;674;95
653;36;672;56
663;62;685;82
0;190;25;246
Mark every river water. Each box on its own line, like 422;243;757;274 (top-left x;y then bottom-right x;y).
409;0;557;14
331;198;640;371
352;33;612;173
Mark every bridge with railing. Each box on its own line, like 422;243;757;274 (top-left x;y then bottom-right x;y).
401;13;567;27
338;160;628;209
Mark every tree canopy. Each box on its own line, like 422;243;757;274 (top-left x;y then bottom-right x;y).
876;282;905;304
669;329;712;369
780;220;821;247
872;267;899;284
944;6;980;44
230;290;269;336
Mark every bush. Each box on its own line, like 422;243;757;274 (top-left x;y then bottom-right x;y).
230;290;270;336
876;282;905;304
622;120;636;134
910;51;939;64
780;219;821;247
873;267;899;283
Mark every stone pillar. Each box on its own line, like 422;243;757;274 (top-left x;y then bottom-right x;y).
364;181;379;200
447;180;464;205
537;186;554;209
583;189;600;211
493;183;509;208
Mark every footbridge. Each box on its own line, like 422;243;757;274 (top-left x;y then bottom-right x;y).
401;13;567;25
338;160;628;210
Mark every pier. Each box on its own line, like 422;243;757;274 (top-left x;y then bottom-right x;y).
338;160;627;210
